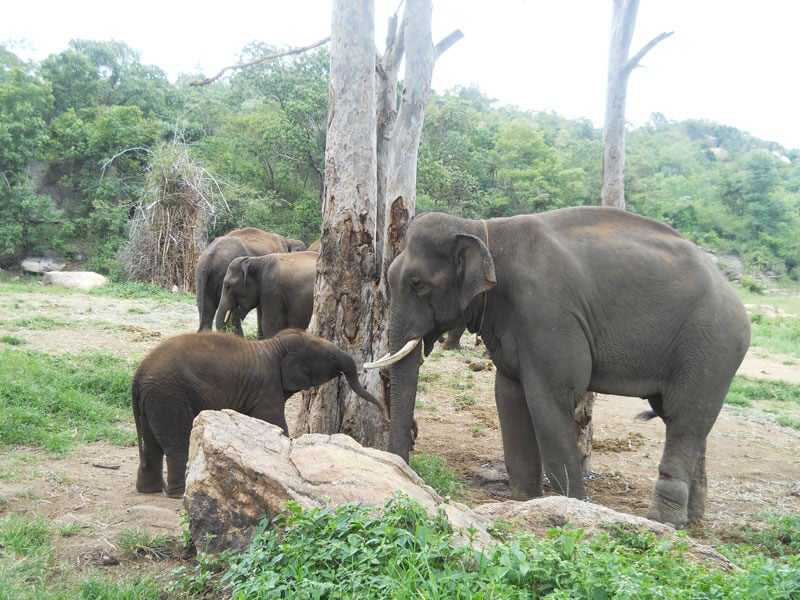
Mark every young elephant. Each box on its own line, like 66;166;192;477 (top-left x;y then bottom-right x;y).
215;251;318;339
132;329;386;498
195;227;289;334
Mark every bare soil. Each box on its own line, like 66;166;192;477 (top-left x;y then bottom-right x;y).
1;283;799;582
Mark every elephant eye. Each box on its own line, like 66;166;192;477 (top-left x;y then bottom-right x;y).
409;277;430;297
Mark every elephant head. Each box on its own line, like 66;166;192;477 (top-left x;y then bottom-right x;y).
215;256;258;333
276;329;387;420
283;237;308;252
367;214;495;461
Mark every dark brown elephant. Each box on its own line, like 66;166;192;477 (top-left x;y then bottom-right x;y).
132;329;386;498
195;227;288;334
368;207;750;528
215;251;317;339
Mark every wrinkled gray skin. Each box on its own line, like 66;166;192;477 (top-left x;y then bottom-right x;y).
215;251;318;339
386;207;750;528
195;228;290;334
132;329;383;498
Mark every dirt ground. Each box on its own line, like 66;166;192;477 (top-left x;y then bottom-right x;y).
1;284;799;579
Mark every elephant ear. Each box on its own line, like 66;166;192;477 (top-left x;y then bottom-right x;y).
280;352;313;392
453;234;496;310
240;257;251;288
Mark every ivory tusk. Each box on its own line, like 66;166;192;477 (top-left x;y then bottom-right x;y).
364;338;421;369
224;309;232;324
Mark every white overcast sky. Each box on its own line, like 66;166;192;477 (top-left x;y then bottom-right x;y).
3;1;800;150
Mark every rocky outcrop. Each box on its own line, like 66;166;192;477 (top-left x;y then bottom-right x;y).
184;410;735;570
43;271;108;289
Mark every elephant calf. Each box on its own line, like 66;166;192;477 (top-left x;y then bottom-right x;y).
132;329;386;498
215;251;318;339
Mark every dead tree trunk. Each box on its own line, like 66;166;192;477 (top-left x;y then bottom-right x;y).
296;0;461;448
601;0;672;209
583;0;672;475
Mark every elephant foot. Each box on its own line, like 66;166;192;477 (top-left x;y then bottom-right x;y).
136;477;166;494
164;484;185;499
136;466;165;494
647;478;689;528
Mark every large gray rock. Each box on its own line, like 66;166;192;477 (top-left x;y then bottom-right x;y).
21;255;66;274
184;410;487;553
183;410;735;570
43;271;107;289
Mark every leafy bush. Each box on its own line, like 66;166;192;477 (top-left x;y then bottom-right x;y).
177;494;800;599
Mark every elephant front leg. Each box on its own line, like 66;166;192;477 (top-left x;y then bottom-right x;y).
495;370;542;499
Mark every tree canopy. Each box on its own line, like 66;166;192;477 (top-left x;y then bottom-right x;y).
1;40;798;281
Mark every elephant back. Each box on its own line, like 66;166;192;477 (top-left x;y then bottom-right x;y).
227;227;288;255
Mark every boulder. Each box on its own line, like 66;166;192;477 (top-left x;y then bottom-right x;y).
42;271;108;289
21;255;66;274
183;410;736;570
184;410;487;553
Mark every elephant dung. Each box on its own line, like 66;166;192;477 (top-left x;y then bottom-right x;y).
183;410;487;553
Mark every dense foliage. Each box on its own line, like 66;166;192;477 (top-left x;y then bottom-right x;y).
173;494;800;599
2;41;799;281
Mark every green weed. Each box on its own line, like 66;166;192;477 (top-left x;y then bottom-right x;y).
0;335;25;346
174;495;800;599
117;528;180;561
409;451;463;499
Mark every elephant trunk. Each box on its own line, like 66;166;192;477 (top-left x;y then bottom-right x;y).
387;331;423;463
215;295;236;332
337;351;389;421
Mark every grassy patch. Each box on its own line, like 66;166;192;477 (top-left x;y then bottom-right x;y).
87;280;194;303
118;528;181;561
748;312;800;358
175;494;800;599
409;451;463;499
0;335;25;346
726;375;800;408
0;348;134;453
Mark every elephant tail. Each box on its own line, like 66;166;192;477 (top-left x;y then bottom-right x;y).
635;410;658;422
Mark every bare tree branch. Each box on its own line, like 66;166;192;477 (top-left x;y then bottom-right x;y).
190;37;331;86
435;29;464;60
624;30;673;76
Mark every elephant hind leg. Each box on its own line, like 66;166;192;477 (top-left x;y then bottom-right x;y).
647;384;724;528
136;419;166;494
164;452;189;499
687;440;707;521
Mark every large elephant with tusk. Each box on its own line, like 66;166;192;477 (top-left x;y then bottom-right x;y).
367;207;750;528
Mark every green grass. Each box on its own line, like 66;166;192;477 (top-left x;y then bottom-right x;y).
86;280;194;303
410;451;464;499
117;528;181;561
722;514;800;557
748;312;800;358
0;348;135;453
174;494;800;599
0;335;25;346
726;375;800;408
